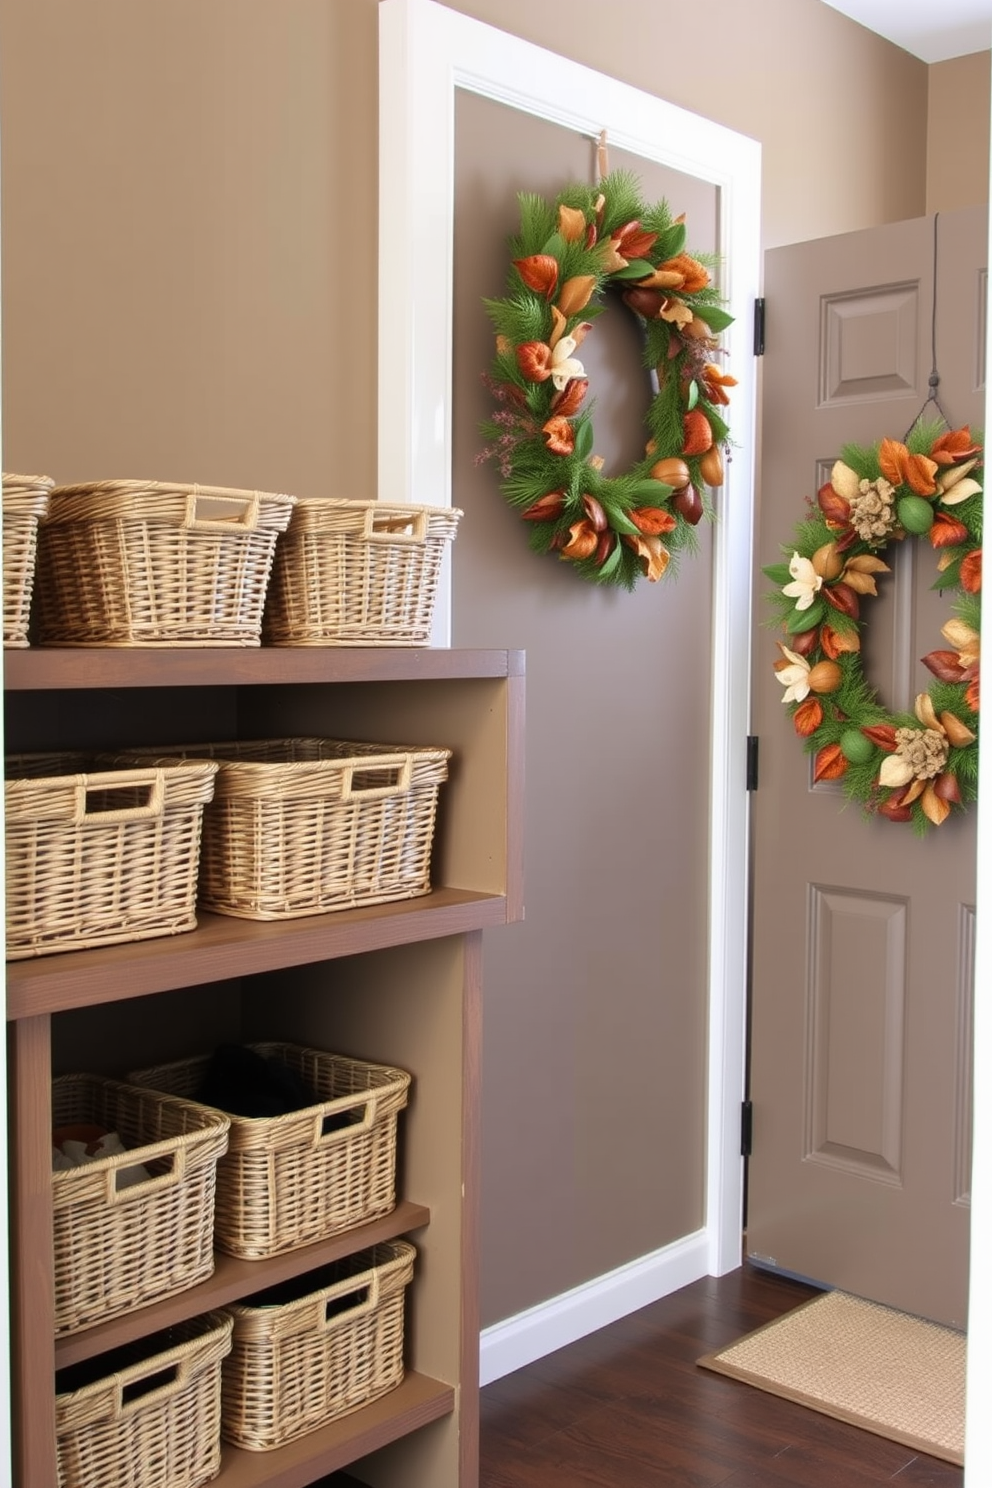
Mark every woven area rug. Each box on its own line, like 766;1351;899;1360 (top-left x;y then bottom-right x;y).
697;1289;965;1466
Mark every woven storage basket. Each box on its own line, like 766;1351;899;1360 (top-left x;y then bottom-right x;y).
34;479;295;646
263;498;462;646
55;1311;232;1488
51;1074;230;1335
129;1043;411;1259
108;737;451;920
2;472;53;646
220;1240;415;1451
5;756;219;958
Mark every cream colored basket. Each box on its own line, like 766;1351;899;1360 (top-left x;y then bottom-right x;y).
220;1241;415;1451
129;1043;411;1259
108;737;451;920
51;1075;230;1335
263;498;462;646
55;1312;233;1488
2;472;53;646
5;756;219;958
34;479;295;646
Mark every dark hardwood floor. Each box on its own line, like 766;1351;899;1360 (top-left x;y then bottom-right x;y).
478;1264;965;1487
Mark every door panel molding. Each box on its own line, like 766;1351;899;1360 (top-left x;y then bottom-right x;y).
818;281;921;405
804;885;907;1184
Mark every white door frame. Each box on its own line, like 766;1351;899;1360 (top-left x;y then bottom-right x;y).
378;0;761;1281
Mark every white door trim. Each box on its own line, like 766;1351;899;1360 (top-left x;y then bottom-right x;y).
378;0;761;1290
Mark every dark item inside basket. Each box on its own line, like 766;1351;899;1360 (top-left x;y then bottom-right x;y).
195;1043;354;1132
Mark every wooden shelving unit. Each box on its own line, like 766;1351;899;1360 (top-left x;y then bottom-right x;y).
5;645;525;1488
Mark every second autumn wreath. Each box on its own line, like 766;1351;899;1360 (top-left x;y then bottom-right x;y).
478;169;735;589
765;422;982;833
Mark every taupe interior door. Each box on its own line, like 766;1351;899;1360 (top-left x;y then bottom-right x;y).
748;205;986;1329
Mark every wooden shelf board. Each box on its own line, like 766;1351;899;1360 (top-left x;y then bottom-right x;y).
54;1201;431;1369
6;888;508;1019
213;1373;454;1488
4;646;524;691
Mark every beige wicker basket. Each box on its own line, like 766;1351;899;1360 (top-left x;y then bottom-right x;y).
34;479;295;646
51;1075;230;1335
220;1240;415;1451
108;737;451;920
263;498;462;646
55;1311;233;1488
129;1043;411;1259
5;757;219;958
2;472;53;647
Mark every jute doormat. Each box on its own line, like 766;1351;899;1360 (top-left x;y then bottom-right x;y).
697;1289;965;1466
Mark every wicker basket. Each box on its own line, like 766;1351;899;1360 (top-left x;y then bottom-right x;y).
220;1240;415;1451
108;737;451;920
263;498;462;646
2;472;53;647
34;479;295;646
55;1312;233;1488
129;1043;411;1259
51;1075;230;1335
5;757;219;958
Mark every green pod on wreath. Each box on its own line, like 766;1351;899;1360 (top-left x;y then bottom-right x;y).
839;729;877;765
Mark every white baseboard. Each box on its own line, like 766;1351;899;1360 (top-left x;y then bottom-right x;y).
478;1228;710;1386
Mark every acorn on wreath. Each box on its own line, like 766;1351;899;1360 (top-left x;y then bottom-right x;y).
764;420;982;834
477;169;735;590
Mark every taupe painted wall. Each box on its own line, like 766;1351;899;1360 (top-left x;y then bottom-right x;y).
0;0;986;1329
928;51;992;213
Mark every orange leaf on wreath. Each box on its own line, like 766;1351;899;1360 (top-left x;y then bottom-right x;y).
862;724;898;751
878;437;938;496
550;379;588;417
542;416;575;456
613;221;659;261
516;341;552;382
817;482;852;528
961;549;982;593
513;255;559;298
521;492;565;522
821;624;860;658
930;511;970;548
682;409;713;455
561;520;599;560
813;743;848;782
967;677;980;711
929;426;982;465
793;698;823;737
624;532;671;582
629;506;678;536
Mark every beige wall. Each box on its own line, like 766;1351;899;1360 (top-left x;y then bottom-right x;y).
0;0;987;1330
927;50;992;213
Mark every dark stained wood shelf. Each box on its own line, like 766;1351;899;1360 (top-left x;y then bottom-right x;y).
6;888;508;1019
214;1372;455;1488
54;1201;431;1369
3;646;524;691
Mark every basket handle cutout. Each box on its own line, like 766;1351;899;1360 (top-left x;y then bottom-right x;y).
183;488;261;532
362;505;429;545
74;770;166;825
314;1097;376;1146
106;1144;186;1203
319;1272;381;1333
340;755;413;802
118;1360;184;1417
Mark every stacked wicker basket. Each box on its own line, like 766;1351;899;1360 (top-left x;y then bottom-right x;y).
3;472;462;1484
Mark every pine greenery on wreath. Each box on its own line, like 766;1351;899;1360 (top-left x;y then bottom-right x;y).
478;170;735;590
764;420;982;833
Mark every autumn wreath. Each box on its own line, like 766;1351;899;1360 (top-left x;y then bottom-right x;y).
478;169;735;589
764;421;982;832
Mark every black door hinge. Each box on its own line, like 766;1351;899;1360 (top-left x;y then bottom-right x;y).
753;297;765;356
746;735;759;791
741;1099;753;1158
